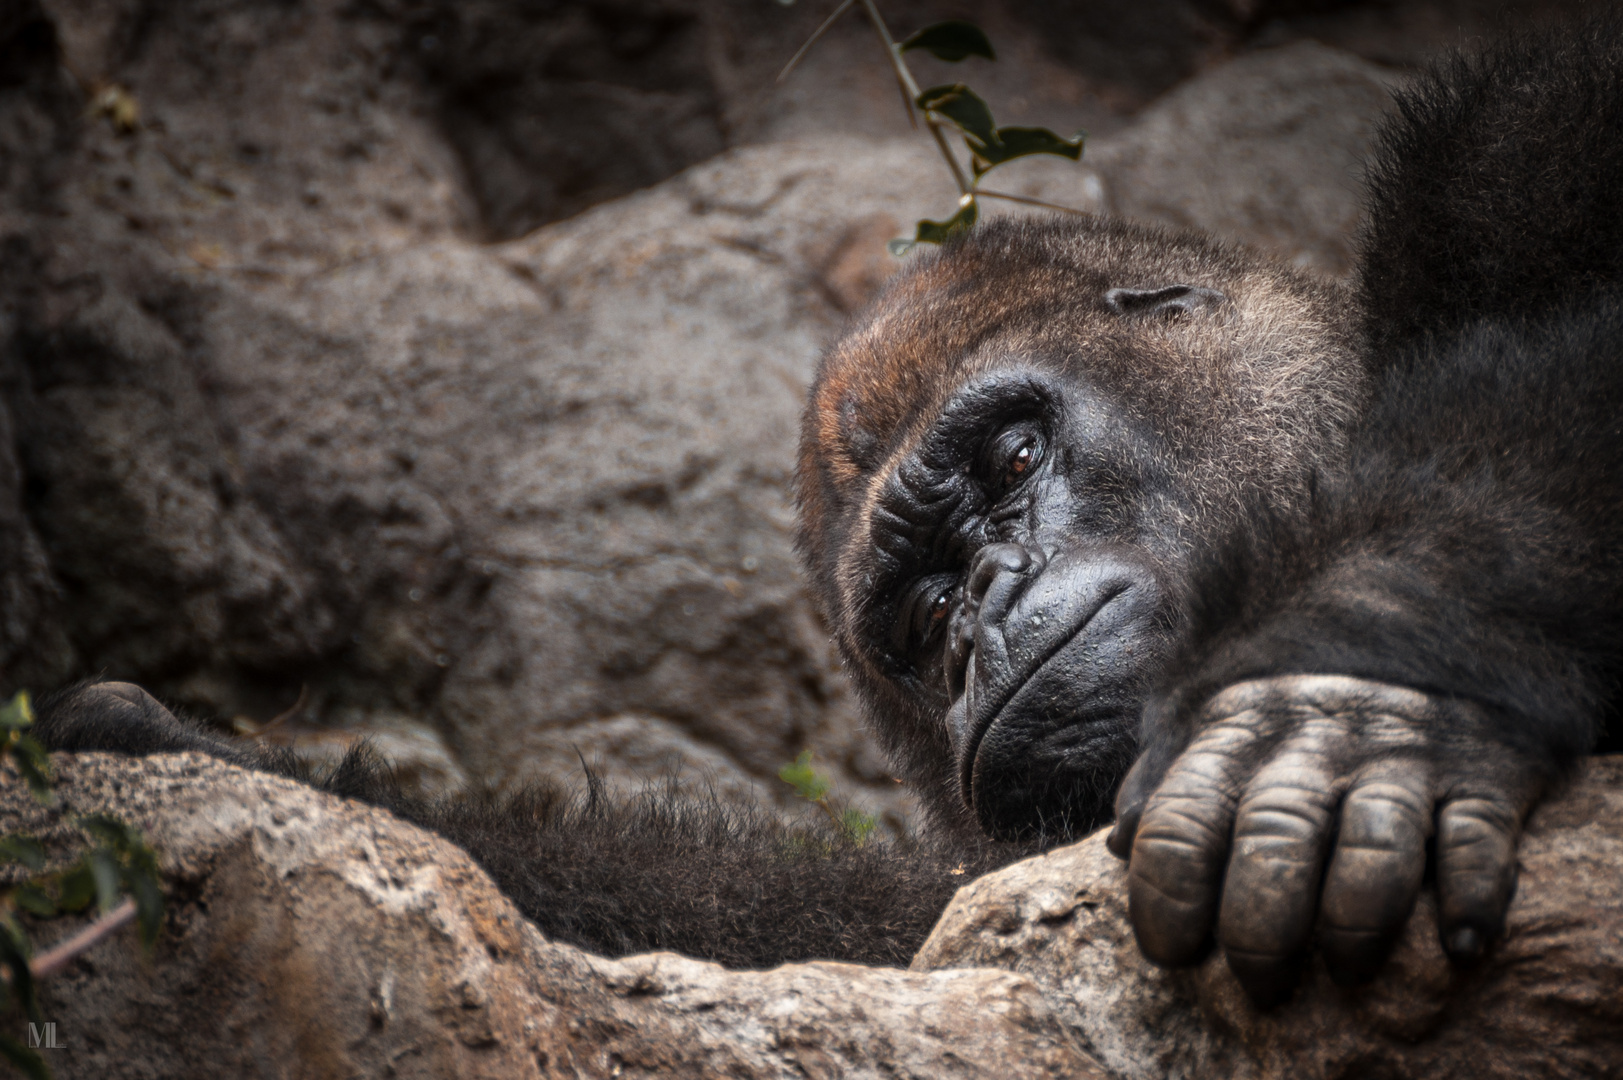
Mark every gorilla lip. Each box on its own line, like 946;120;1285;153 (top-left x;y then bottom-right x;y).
956;582;1133;812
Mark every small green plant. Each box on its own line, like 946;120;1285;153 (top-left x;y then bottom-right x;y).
0;692;164;1079
778;749;877;843
778;1;1089;252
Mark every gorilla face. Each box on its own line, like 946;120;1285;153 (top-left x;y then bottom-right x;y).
798;216;1363;840
864;366;1177;838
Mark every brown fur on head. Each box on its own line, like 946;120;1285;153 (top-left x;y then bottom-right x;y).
795;215;1365;831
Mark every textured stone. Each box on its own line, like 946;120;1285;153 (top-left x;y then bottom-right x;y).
915;756;1623;1080
2;753;1101;1080
0;0;1108;826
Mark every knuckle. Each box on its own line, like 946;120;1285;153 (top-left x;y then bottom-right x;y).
1348;780;1430;816
1139;795;1233;849
1440;795;1519;834
1234;783;1338;840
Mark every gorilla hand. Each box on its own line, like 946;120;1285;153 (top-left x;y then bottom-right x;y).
1107;676;1548;1005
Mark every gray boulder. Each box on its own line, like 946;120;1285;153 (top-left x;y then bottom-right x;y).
7;752;1620;1078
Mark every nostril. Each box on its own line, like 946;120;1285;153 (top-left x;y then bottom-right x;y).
966;542;1033;606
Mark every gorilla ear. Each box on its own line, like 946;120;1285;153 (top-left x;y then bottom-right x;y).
1104;285;1227;318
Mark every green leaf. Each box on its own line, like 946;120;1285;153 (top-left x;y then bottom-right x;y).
913;197;979;244
0;692;34;732
75;815;134;849
11;885;55;919
0;919;36;1022
777;750;830;803
56;866;95;913
915;84;997;148
87;849;120;913
898;20;995;62
7;736;53;803
0;1034;50;1080
0;835;45;872
971;125;1085;175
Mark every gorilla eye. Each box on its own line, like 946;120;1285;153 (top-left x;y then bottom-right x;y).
1007;442;1036;483
896;577;959;656
982;424;1046;496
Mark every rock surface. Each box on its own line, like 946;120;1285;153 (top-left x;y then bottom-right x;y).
2;753;1099;1080
915;756;1623;1080
5;752;1620;1079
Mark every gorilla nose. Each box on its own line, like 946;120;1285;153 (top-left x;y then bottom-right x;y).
966;542;1035;608
949;543;1046;699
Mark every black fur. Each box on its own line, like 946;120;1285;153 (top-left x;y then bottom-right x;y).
1359;16;1623;355
34;681;1017;968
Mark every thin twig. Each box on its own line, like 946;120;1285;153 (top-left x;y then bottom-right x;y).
977;189;1093;215
858;0;938;140
792;0;1089;221
257;683;309;737
777;0;857;84
29;898;137;979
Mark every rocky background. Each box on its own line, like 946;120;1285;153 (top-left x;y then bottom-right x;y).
0;0;1595;829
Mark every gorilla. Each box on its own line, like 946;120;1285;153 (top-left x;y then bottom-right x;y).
797;15;1623;1001
30;18;1623;999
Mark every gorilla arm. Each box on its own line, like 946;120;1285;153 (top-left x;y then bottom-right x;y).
1109;307;1623;1003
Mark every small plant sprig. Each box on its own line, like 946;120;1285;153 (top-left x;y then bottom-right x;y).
0;692;164;1080
778;749;877;843
778;0;1089;251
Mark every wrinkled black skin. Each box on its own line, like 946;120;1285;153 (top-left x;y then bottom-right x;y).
806;15;1623;1005
33;681;1019;969
875;367;1179;842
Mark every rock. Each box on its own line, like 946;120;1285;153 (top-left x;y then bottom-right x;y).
2;752;1102;1080
914;756;1623;1080
0;0;1106;825
1087;41;1399;276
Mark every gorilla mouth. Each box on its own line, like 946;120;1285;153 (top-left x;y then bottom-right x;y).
958;584;1157;840
956;586;1124;785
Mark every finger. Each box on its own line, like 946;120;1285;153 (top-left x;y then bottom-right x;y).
1217;721;1343;1005
1436;790;1527;964
1110;683;1299;859
1110;724;1175;857
1105;797;1143;861
1318;762;1432;985
1126;717;1265;967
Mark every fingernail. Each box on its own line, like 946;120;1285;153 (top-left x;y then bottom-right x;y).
1105;822;1130;859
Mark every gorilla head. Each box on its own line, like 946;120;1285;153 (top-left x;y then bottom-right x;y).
796;216;1364;840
